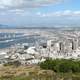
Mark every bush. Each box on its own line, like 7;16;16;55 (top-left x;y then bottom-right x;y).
39;59;80;73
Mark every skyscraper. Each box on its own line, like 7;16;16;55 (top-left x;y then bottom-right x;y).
72;38;78;50
59;42;65;53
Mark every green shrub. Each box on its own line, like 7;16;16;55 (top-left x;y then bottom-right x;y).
39;59;80;73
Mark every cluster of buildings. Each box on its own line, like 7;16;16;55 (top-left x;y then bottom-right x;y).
0;33;80;65
0;44;45;65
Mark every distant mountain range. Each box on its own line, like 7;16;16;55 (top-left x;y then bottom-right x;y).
0;24;17;29
0;24;80;30
0;24;11;29
0;24;58;29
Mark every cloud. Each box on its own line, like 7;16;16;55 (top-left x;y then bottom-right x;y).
0;0;63;9
36;10;80;17
8;9;25;15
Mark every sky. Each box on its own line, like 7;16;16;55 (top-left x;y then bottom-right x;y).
0;0;80;27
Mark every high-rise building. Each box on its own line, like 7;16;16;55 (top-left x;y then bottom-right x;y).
47;40;54;47
65;39;73;52
72;38;78;50
53;42;60;52
59;42;65;53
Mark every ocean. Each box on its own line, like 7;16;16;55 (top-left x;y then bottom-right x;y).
0;33;45;49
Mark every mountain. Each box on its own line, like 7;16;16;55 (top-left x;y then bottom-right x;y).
0;24;9;29
0;24;16;29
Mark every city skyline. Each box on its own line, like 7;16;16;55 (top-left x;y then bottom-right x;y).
0;0;80;27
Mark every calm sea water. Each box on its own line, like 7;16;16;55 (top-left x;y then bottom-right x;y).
0;33;45;49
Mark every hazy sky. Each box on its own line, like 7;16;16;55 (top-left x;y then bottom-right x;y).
0;0;80;27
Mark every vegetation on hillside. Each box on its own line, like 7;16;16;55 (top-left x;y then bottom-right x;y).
0;59;80;80
39;58;80;73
